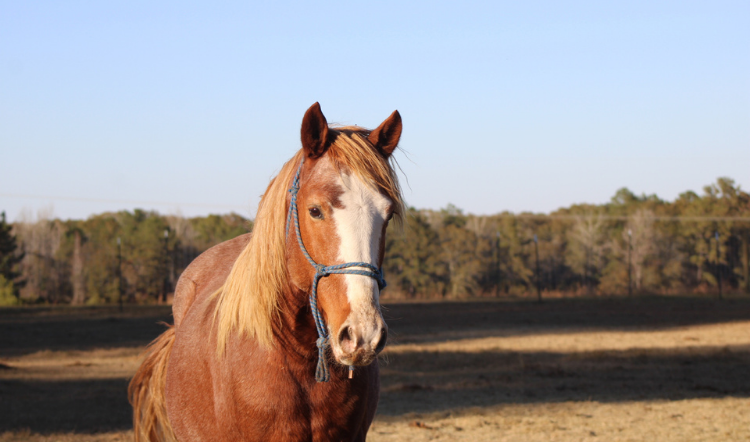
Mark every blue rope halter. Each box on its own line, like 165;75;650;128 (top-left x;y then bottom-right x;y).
285;160;387;382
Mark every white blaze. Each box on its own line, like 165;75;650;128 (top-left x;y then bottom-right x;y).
331;173;391;317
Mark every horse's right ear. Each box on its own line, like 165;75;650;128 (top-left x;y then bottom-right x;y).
301;102;331;159
368;110;402;158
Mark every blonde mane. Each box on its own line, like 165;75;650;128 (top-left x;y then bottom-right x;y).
213;127;404;352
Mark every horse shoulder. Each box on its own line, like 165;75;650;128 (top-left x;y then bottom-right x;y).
172;233;252;328
166;288;225;440
169;295;287;441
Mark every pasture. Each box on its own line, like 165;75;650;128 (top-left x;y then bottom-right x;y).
1;296;749;441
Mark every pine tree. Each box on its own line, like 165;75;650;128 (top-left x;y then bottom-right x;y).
0;211;24;301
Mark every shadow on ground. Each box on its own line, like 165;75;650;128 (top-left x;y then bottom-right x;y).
0;378;131;433
378;345;750;417
3;298;749;357
383;296;750;345
0;306;172;357
1;297;749;433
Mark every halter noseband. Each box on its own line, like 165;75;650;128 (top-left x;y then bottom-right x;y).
285;160;387;382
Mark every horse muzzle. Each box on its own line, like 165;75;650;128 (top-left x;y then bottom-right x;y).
333;319;388;366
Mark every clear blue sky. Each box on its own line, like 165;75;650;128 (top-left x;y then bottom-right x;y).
2;1;748;221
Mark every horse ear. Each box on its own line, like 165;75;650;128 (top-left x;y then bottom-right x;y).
301;102;331;159
368;110;402;158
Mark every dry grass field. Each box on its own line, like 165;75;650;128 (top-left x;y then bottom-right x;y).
1;296;749;441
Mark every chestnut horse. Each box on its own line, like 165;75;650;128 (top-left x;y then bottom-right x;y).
128;102;404;441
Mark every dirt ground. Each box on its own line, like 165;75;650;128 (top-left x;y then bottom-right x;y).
1;297;749;441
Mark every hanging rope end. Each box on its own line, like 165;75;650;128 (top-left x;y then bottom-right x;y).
315;336;331;382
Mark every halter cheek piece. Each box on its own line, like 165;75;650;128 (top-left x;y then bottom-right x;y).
285;160;387;383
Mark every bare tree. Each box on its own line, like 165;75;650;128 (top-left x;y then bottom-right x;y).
569;213;607;293
70;230;85;305
15;207;66;303
626;209;657;292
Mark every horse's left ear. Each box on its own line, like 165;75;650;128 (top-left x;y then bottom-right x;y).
368;110;402;158
301;102;332;159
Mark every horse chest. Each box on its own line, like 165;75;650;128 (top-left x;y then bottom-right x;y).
221;361;376;441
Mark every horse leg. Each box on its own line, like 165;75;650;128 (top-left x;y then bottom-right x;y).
129;326;177;442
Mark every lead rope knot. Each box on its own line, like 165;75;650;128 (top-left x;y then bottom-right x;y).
315;337;330;382
375;270;387;290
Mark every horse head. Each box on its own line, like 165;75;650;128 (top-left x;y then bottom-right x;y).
287;102;402;368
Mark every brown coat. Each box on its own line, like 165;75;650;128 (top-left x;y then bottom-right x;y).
164;234;379;441
130;102;402;442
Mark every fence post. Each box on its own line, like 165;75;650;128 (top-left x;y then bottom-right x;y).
534;234;541;302
716;231;722;300
117;237;123;312
162;228;170;304
627;229;633;297
495;231;501;296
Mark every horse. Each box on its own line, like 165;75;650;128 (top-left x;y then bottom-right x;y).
128;102;404;441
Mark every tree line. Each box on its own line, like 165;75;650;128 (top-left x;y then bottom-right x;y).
0;210;251;305
385;177;750;299
1;177;749;305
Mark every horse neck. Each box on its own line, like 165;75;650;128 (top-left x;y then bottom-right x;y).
272;284;319;361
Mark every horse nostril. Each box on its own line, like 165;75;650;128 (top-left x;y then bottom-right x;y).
338;326;355;353
374;328;387;353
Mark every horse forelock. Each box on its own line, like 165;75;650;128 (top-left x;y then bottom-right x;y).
327;127;404;225
213;126;403;354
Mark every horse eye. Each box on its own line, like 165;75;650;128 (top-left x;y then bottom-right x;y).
309;207;323;219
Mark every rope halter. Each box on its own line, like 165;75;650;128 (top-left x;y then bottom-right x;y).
285;160;387;382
